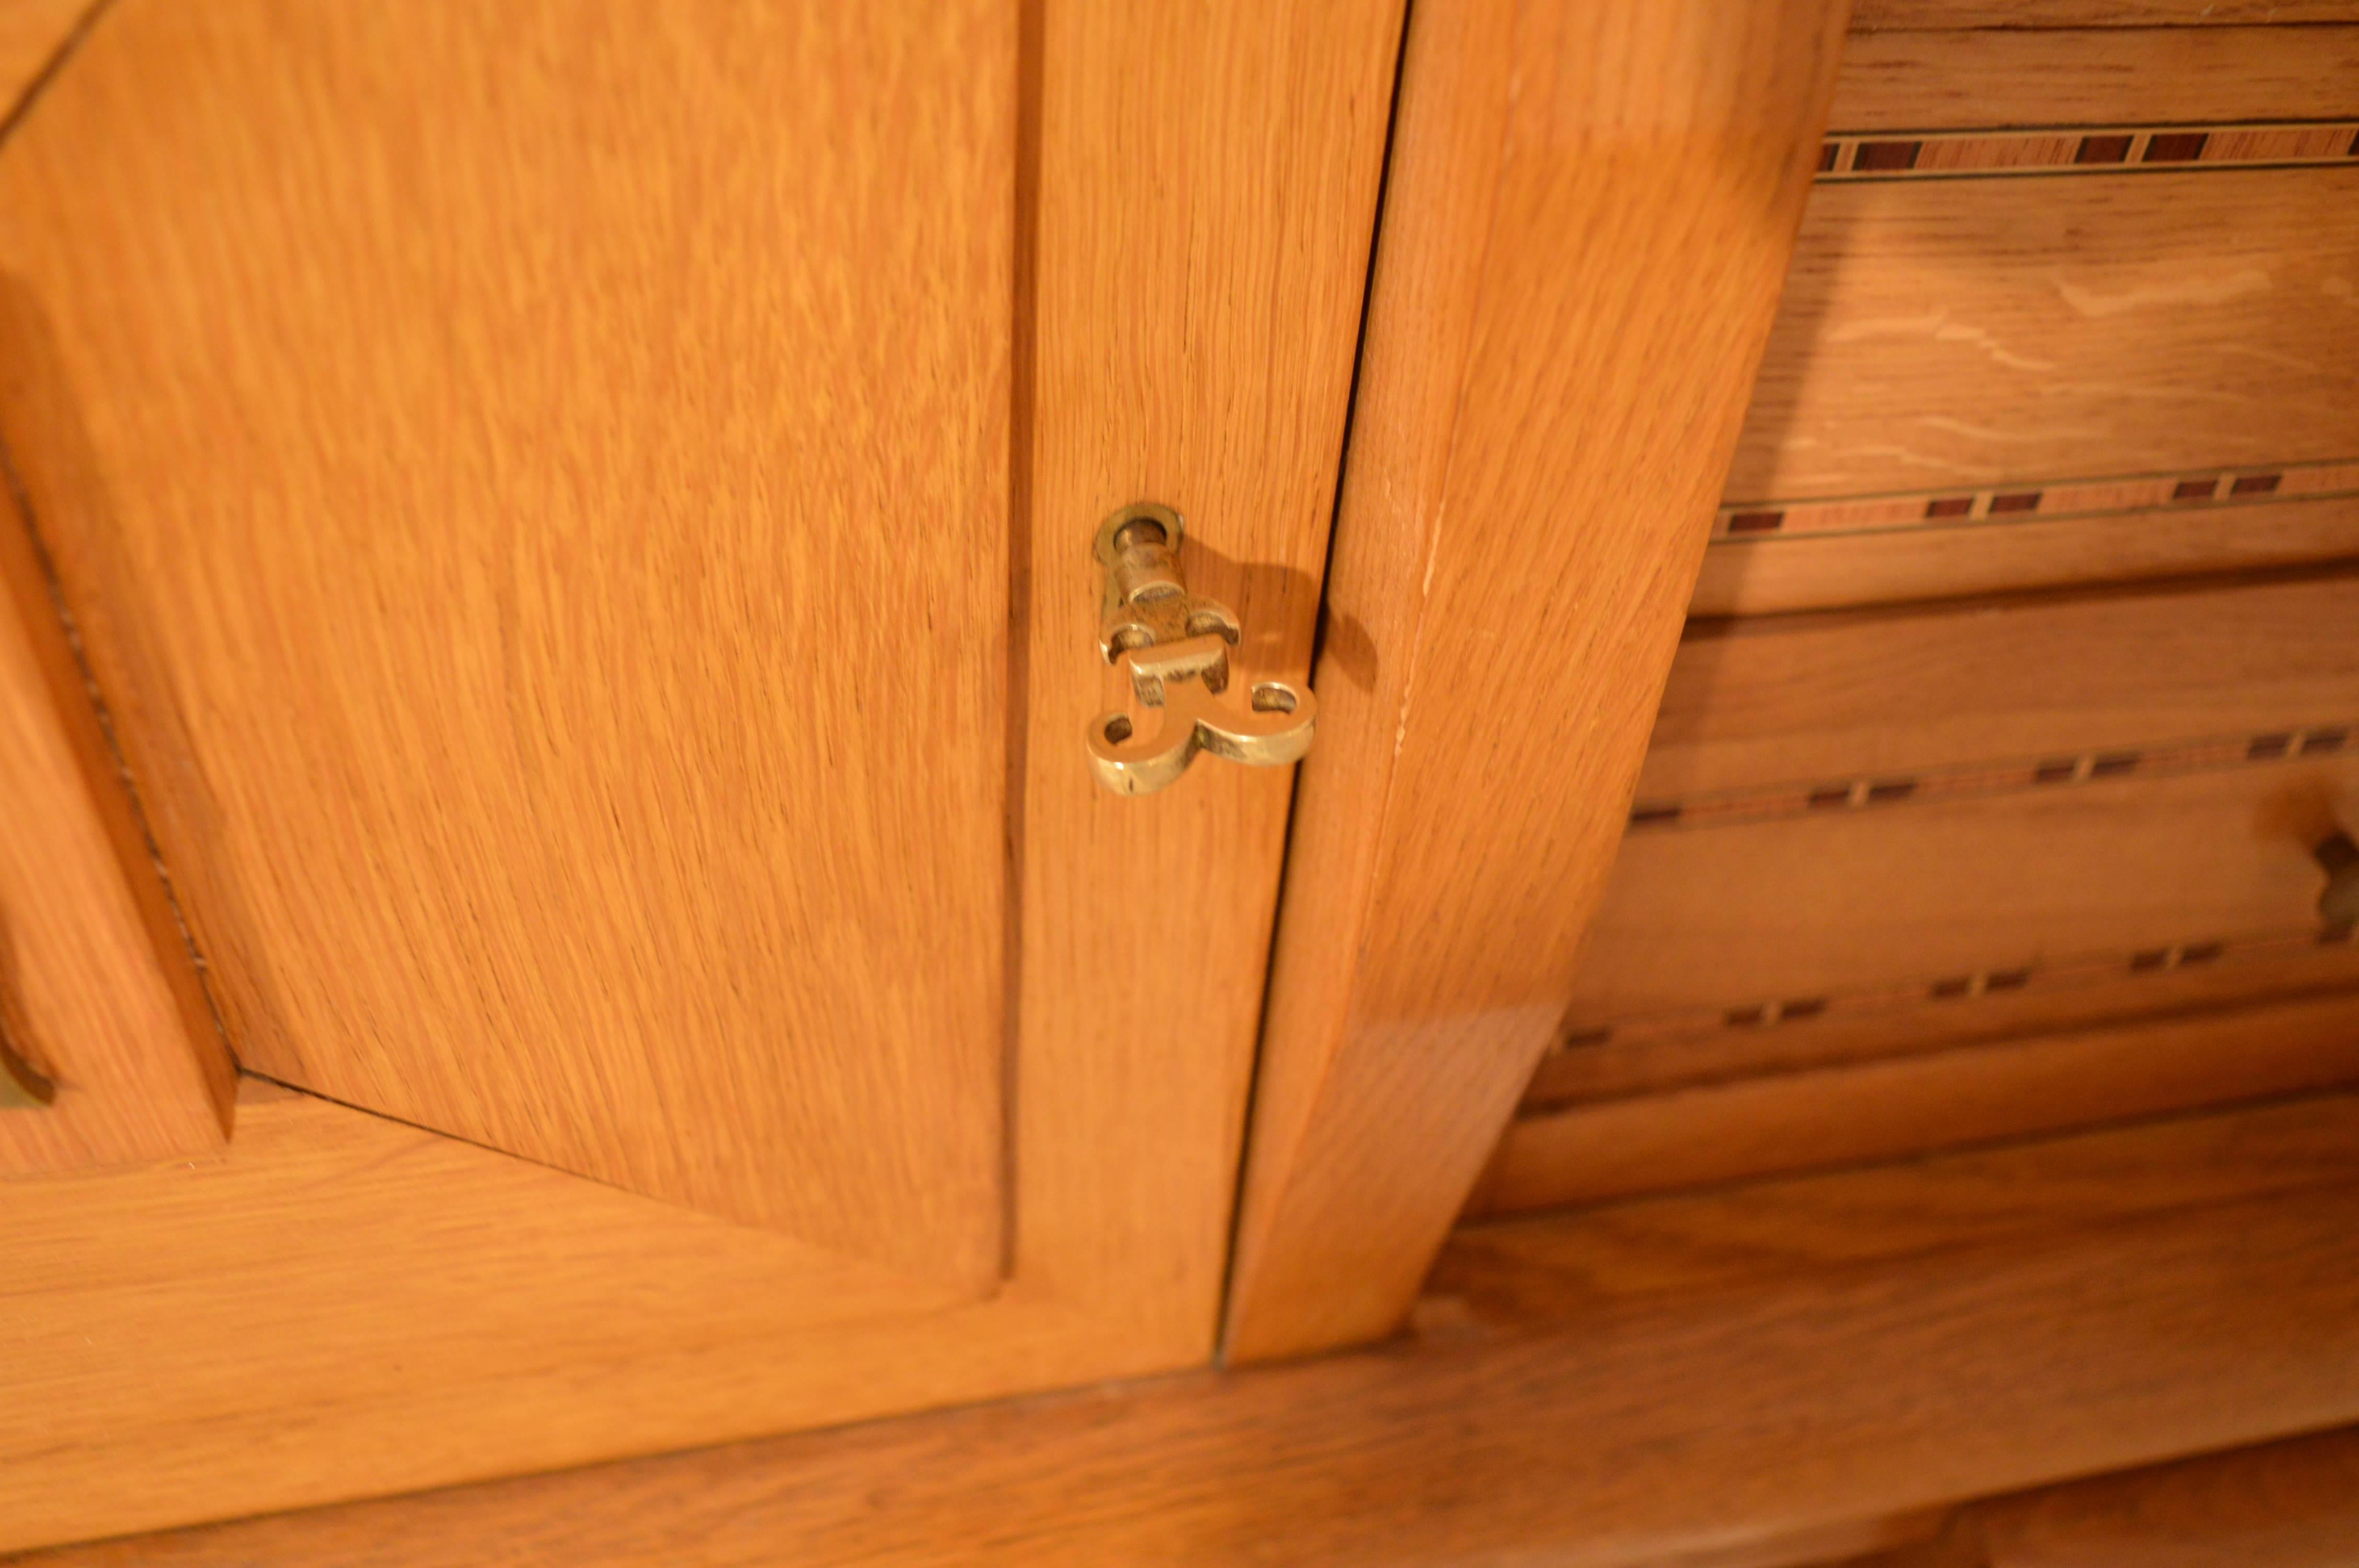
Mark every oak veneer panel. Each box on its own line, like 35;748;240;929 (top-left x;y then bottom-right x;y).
1571;763;2356;1030
0;0;1405;1547
1727;170;2359;504
1853;1;2359;26
1012;0;1401;1338
0;1081;1103;1553
1473;989;2359;1215
1690;494;2359;617
0;472;228;1168
1831;26;2359;131
0;0;81;113
1644;575;2359;801
1224;0;1849;1363
33;1096;2359;1568
0;0;1013;1272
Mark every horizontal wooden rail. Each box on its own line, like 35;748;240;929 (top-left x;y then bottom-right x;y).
35;1093;2359;1567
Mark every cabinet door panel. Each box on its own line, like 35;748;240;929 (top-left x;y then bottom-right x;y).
0;0;1405;1544
0;0;1012;1276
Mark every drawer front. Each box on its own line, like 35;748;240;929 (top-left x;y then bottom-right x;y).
1696;20;2359;616
1494;573;2359;1216
1574;577;2359;1048
1571;759;2357;1039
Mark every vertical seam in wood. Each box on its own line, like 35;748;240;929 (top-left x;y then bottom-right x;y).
1218;0;1420;1359
1226;0;1523;1347
998;0;1044;1283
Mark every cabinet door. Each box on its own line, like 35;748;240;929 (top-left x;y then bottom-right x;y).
0;0;1398;1547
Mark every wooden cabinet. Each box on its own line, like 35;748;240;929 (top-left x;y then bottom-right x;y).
1476;9;2359;1231
7;0;2359;1561
0;0;1419;1542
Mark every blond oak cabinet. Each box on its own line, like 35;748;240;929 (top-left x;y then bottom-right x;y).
0;0;1847;1546
12;0;2359;1561
0;0;1411;1543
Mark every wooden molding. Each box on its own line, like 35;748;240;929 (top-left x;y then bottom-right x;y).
0;449;231;1170
1221;0;1852;1365
32;1094;2359;1567
1475;988;2359;1216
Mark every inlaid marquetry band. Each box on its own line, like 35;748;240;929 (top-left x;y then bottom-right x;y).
1629;721;2354;833
1819;121;2359;180
1714;458;2359;545
1538;921;2359;1071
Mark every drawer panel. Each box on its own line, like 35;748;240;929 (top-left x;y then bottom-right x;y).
1570;760;2357;1033
1831;26;2359;130
1726;167;2359;506
1641;573;2359;806
1702;22;2359;616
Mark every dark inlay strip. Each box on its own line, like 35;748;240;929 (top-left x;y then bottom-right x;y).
1716;459;2359;544
1852;139;1921;172
1816;120;2359;183
1626;724;2356;834
2144;131;2209;163
1558;927;2357;1060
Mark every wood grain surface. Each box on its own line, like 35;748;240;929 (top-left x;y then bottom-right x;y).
1969;1427;2359;1567
1853;0;2359;27
0;0;1016;1272
1437;1090;2359;1309
0;0;1405;1548
0;454;228;1169
1728;169;2359;503
27;1093;2359;1568
0;1081;1085;1552
1527;953;2359;1105
1223;0;1850;1364
1831;25;2359;130
1645;574;2359;800
1691;494;2359;617
1569;762;2357;1031
1474;988;2359;1214
0;0;82;114
1011;0;1400;1335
